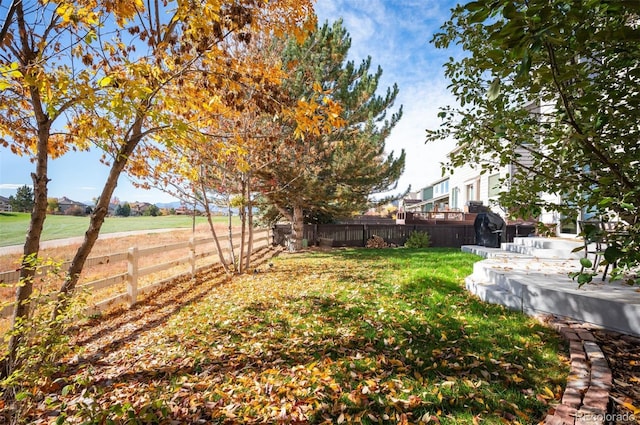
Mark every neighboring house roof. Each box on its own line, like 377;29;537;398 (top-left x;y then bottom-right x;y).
58;197;89;210
404;191;422;200
130;201;152;210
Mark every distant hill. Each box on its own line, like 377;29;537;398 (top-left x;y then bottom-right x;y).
155;201;183;209
155;201;234;215
79;200;235;214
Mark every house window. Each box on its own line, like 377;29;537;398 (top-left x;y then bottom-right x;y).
488;173;501;197
433;179;449;197
560;212;578;234
466;183;475;201
451;187;459;210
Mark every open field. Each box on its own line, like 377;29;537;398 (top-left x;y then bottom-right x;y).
0;217;246;333
4;248;569;424
0;212;236;247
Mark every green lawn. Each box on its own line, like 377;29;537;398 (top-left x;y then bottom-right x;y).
16;248;568;424
0;212;228;247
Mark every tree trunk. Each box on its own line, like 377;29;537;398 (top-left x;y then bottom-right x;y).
290;205;304;251
56;115;146;316
4;25;53;375
201;181;231;274
5;117;51;378
227;197;236;270
238;178;247;274
244;178;254;272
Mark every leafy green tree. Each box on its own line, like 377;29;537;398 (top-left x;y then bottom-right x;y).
115;202;131;217
427;0;640;282
143;204;160;217
8;185;34;213
256;20;405;250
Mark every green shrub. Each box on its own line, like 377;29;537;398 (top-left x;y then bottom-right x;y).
404;231;431;248
1;257;86;423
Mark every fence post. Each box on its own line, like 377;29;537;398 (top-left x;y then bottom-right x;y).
363;224;367;247
189;237;196;278
126;246;139;307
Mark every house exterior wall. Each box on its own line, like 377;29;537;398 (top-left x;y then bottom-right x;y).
449;163;481;211
405;101;589;235
447;159;512;217
0;196;12;212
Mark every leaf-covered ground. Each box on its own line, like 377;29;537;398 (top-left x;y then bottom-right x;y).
16;248;569;424
591;329;640;424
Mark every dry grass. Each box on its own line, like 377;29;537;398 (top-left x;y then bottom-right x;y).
0;224;220;270
0;223;243;334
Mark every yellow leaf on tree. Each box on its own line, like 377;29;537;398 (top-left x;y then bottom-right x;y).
98;76;113;87
56;3;74;22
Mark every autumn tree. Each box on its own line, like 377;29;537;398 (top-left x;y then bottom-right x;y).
1;0;314;377
0;0;143;381
427;0;640;282
132;31;281;274
134;21;350;270
254;20;405;250
46;197;59;214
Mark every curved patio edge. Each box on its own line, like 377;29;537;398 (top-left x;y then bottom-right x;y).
461;238;640;424
462;238;640;337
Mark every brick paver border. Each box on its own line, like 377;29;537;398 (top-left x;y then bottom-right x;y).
542;317;613;425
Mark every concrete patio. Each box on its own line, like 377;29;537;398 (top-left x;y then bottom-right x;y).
462;237;640;337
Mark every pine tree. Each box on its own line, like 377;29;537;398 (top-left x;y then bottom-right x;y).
9;185;34;213
256;20;405;250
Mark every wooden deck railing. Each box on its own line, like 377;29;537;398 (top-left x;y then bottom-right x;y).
396;211;477;224
0;228;271;319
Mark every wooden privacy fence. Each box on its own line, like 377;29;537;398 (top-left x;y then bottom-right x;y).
273;223;536;248
0;228;271;319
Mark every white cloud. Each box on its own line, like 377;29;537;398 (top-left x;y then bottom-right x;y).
0;183;30;190
384;79;457;194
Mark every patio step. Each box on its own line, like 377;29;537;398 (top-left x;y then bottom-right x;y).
465;277;523;311
501;237;583;259
462;241;640;337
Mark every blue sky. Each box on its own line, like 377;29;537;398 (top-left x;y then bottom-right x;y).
0;0;460;204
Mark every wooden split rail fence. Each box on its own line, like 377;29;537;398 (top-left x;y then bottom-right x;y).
0;228;271;319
